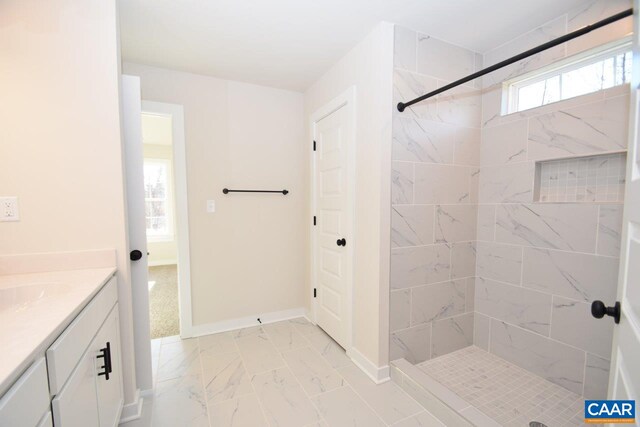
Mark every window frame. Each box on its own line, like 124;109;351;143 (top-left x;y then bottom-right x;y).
504;37;632;115
143;157;175;242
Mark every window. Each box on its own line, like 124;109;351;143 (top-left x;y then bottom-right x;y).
505;38;632;114
144;159;173;240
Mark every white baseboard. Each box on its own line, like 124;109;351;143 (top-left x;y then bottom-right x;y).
119;389;143;424
348;347;390;384
147;259;177;267
188;307;308;337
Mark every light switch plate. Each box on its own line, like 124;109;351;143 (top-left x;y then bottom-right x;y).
206;200;216;213
1;197;19;222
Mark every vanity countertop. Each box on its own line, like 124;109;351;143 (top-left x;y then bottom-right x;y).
0;267;116;395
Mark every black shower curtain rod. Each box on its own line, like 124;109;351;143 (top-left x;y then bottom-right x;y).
397;8;634;112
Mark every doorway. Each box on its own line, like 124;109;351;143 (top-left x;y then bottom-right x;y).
141;101;193;340
311;87;356;352
141;113;179;339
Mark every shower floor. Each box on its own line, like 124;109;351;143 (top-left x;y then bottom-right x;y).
416;346;585;426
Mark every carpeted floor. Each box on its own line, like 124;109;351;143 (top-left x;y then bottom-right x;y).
148;265;180;339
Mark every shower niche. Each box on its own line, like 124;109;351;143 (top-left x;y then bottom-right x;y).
534;152;627;203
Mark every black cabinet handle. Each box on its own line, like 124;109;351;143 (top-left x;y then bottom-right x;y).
130;250;143;261
97;342;112;380
336;238;346;247
591;300;621;324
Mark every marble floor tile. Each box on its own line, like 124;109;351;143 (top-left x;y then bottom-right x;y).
232;326;265;339
305;330;351;369
152;374;209;427
289;317;325;336
200;350;253;404
199;332;237;354
208;394;267;427
337;363;423;424
151;338;161;381
156;338;200;382
263;320;311;351
251;366;322;426
282;346;345;396
392;411;446;426
311;386;386;427
235;331;286;375
141;318;448;426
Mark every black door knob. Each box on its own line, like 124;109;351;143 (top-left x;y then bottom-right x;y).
591;300;621;324
130;250;143;261
336;238;346;247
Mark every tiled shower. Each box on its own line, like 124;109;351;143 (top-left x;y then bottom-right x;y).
389;0;630;425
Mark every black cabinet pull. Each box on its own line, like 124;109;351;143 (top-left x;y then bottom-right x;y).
97;342;112;380
591;300;621;324
336;238;346;247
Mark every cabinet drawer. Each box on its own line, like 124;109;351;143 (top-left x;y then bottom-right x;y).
0;358;49;427
47;275;117;395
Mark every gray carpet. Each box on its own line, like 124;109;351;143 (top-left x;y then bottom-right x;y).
148;265;180;339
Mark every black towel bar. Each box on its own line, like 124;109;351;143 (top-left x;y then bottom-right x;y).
223;188;289;195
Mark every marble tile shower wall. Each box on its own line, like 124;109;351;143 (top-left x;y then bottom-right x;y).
474;0;630;399
390;25;482;364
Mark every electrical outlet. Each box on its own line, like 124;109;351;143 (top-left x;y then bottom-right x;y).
206;200;216;213
0;197;19;222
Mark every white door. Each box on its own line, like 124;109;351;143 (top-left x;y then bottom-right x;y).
313;100;353;350
121;75;153;390
608;2;640;403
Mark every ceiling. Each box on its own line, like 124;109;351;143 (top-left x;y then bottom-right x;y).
118;0;586;91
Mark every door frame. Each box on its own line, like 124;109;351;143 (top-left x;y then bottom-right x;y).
309;86;357;354
141;101;194;338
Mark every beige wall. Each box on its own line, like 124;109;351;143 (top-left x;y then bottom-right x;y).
0;0;138;405
123;63;307;327
304;22;394;368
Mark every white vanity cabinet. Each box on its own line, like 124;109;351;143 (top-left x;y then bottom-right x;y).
0;358;51;427
94;307;124;427
0;273;124;427
51;305;123;427
50;277;124;427
51;347;101;427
